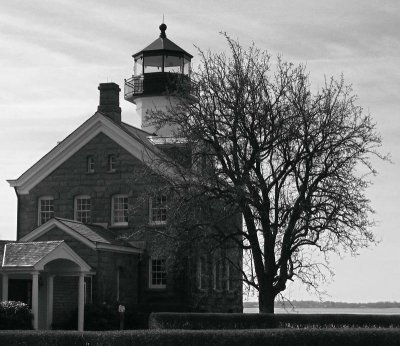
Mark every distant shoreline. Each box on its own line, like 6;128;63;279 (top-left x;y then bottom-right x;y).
244;301;400;309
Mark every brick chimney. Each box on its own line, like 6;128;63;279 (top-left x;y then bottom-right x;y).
97;82;121;123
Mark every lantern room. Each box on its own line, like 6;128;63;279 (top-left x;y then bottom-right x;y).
124;23;193;103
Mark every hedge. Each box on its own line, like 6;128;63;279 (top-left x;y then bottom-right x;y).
1;329;400;346
149;312;400;330
0;301;32;330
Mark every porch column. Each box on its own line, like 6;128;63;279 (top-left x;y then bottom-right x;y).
2;274;8;301
77;273;85;331
46;275;54;329
32;272;39;330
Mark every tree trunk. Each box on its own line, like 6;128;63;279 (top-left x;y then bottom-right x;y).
258;287;275;313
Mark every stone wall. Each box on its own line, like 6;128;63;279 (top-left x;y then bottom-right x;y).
17;132;152;240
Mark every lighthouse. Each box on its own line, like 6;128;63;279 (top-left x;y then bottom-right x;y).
124;23;193;137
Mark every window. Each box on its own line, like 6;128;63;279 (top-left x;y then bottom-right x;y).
144;55;163;73
225;260;233;291
87;156;94;173
74;195;91;223
108;155;116;172
164;55;182;73
213;256;223;291
149;194;167;225
38;196;54;225
197;256;207;290
111;194;128;226
149;258;166;289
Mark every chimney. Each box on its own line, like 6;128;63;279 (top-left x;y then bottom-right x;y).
97;82;122;123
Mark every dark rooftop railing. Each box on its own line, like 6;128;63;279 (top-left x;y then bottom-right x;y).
124;76;144;100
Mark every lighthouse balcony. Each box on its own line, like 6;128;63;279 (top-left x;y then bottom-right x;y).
124;72;191;103
124;75;144;101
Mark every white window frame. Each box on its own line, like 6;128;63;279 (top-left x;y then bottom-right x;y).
111;194;129;226
149;194;167;225
87;155;95;173
74;195;91;223
38;196;54;226
149;258;167;289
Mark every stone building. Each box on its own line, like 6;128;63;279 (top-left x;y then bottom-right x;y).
0;24;242;330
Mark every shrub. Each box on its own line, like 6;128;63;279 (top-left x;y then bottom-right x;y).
149;312;400;330
1;329;400;346
0;301;32;330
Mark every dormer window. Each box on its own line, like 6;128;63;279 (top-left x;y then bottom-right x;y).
108;155;116;172
87;156;94;173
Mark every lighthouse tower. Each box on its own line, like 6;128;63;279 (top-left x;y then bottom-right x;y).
124;23;193;137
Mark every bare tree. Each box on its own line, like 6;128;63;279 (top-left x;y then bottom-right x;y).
146;35;387;313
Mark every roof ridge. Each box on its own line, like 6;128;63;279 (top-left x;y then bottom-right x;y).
8;240;64;245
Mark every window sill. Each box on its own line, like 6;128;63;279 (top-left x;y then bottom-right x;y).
148;222;167;227
148;286;167;291
109;224;129;229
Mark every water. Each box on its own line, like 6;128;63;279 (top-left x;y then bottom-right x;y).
244;307;400;315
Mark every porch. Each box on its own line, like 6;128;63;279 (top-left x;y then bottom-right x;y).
0;241;93;331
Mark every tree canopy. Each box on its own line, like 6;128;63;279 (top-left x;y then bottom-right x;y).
147;35;386;313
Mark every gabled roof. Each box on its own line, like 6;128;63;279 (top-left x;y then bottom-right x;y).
1;240;92;273
2;241;62;267
20;218;143;254
7;112;179;195
55;218;127;246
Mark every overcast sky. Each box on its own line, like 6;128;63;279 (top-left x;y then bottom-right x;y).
1;0;399;303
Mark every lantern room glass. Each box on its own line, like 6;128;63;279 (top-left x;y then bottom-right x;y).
134;56;143;76
144;56;163;73
183;58;190;75
164;55;182;73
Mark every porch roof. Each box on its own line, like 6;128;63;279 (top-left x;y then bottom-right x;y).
20;218;143;254
0;240;92;273
2;241;62;267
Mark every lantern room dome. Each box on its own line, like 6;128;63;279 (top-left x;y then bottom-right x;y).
133;23;193;60
125;23;193;104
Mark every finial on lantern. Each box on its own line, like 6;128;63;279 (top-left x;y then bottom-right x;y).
159;21;167;38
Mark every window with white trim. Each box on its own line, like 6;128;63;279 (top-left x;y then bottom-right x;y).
149;258;166;289
149;194;167;225
87;156;95;173
38;196;54;225
74;195;91;223
108;155;116;172
111;194;129;226
197;256;207;290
